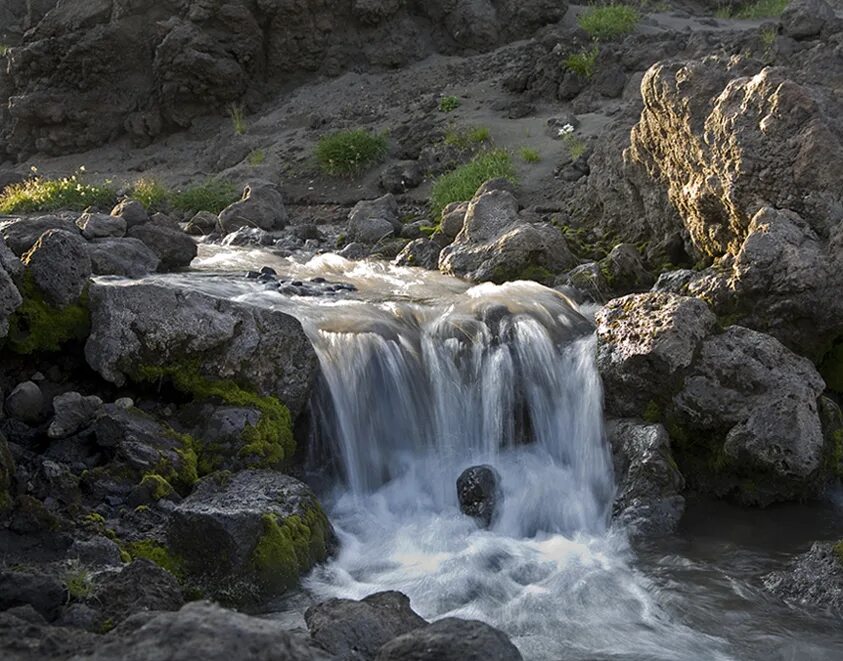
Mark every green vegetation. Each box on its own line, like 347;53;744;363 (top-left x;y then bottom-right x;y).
171;179;239;214
129;178;169;211
444;125;491;150
316;129;389;176
6;274;90;355
247;149;266;166
0;44;9;56
125;539;184;578
439;96;461;112
140;473;176;501
643;400;662;423
229;103;247;135
251;507;330;593
734;0;788;18
578;4;640;40
64;563;94;601
0;171;115;214
834;540;843;566
564;47;599;78
429;149;517;221
519;147;541;163
491;263;554;285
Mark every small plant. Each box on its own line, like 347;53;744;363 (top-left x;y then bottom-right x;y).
0;168;115;214
564;47;600;78
229;103;247;135
439;96;461;112
64;563;94;602
734;0;788;18
578;4;640;40
130;177;170;211
759;25;777;61
444;125;491;150
0;44;9;56
519;147;541;163
558;124;588;161
171;179;239;214
316;129;389;176
430;149;516;221
247;149;266;166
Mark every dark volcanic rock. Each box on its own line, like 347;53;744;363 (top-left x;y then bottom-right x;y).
22;229;91;306
375;617;523;661
457;465;502;528
90;559;184;626
0;568;65;621
764;542;843;617
127;223;197;271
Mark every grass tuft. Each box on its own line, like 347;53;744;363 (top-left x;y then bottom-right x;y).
316;129;389;176
170;179;239;214
735;0;788;18
229;104;247;135
430;149;516;222
0;170;115;214
444;126;491;150
439;96;461;112
578;4;640;40
247;149;266;166
565;47;599;78
130;178;170;212
519;147;541;163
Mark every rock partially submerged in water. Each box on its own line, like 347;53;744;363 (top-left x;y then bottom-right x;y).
375;617;523;661
764;542;843;617
457;464;502;528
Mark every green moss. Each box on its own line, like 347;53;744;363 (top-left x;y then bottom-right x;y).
643;400;661;424
124;539;184;578
140;474;176;500
833;540;843;566
133;365;294;471
491;263;554;285
251;507;330;594
6;274;90;355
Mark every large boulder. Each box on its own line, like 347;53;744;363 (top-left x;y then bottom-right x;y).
127;223;197;271
166;470;334;604
76;212;126;240
21;229;91;306
348;194;401;244
375;617;523;661
393;239;441;270
0;216;79;255
84;280;319;421
597;292;838;505
87;237;161;278
456;465;502;528
781;0;837;40
218;180;287;234
439;187;576;283
305;591;427;661
5;381;45;425
763;542;843;617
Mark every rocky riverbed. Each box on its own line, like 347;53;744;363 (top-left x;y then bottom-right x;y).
1;0;843;659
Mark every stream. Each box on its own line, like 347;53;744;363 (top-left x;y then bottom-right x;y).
155;245;843;660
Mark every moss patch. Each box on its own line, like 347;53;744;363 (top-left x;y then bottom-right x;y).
124;539;184;578
833;540;843;566
490;263;554;285
140;474;176;500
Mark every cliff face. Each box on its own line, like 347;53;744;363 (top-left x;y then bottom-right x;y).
0;0;566;158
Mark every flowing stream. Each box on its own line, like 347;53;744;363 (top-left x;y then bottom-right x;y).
158;245;843;660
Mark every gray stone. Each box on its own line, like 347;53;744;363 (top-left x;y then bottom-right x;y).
0;569;65;621
76;212;126;239
764;542;843;616
87;237;161;278
375;617;523;661
0;216;80;255
186;210;220;235
781;0;835;39
439;202;468;240
0;264;22;340
69;536;123;568
305;591;427;661
128;223;197;271
380;161;423;194
111;199;149;228
48;391;103;439
90;559;184;625
598;244;654;295
394;239;441;270
457;465;502;528
218;180;287;234
22;229;91;306
348;194;401;244
5;381;44;425
0;235;23;278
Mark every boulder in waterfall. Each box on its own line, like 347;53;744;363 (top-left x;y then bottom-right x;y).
763;542;843;617
87;237;161;277
84;280;319;423
457;465;503;528
596;292;839;506
348;194;401;244
218;181;287;234
127;223;197;271
22;229;91;307
375;617;523;661
438;186;576;284
608;420;685;537
0;216;80;256
166;470;334;605
305;591;427;660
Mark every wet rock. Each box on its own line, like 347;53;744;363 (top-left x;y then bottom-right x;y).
193;406;264;472
375;617;523;661
127;223;197;271
48;392;103;439
90;559;184;626
394;239;441;270
597;244;654;295
73;600;332;661
186;210;220;236
608;420;685;537
167;470;334;604
22;229;91;306
111;199;149;228
85;280;319;419
5;381;44;425
218;181;287;234
349;194;401;244
338;242;369;260
764;542;843;616
0;568;65;621
87;237;161;278
305;591;427;661
76;212;126;240
781;0;835;39
220;227;274;247
439;202;469;240
562;262;611;304
457;465;502;528
0;216;80;255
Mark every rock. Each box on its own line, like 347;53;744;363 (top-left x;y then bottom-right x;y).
457;465;502;528
439;187;575;283
22;229;91;306
87;237;161;278
440;202;469;240
0;432;14;511
0;216;80;255
348;194;401;244
781;0;835;39
127;223;197;271
69;536;122;568
193;406;267;473
76;212;126;239
72;600;333;661
608;420;685;537
0;235;23;278
0;608;97;659
763;542;843;616
167;470;334;604
338;242;369;260
85;280;319;420
186;210;220;236
48;391;103;439
221;227;274;247
305;591;427;660
218;180;287;234
111;199;149;228
5;381;44;425
90;559;184;626
562;262;611;304
0;261;22;340
0;569;65;621
598;244;654;295
380;161;424;194
375;617;523;661
394;239;441;270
